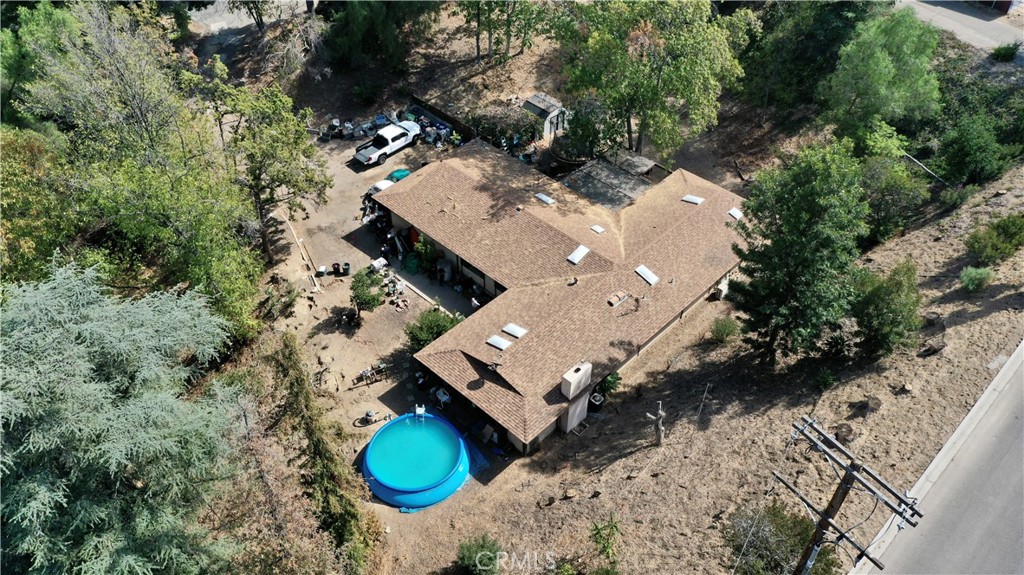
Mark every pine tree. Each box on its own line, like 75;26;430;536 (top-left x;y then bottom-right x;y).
1;264;242;575
730;141;869;364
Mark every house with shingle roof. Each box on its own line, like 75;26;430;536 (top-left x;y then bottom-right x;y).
373;140;745;453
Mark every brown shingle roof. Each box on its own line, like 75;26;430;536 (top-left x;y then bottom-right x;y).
377;141;744;444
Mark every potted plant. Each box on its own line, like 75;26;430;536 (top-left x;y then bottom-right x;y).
589;372;621;412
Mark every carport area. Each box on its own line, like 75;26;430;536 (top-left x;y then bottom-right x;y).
280;131;485;433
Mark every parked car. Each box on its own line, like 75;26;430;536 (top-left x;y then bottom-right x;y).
387;168;412;182
363;180;394;205
353;121;421;166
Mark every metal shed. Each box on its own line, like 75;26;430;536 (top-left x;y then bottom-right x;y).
522;92;567;140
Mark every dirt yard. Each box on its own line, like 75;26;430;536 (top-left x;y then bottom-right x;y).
280;147;1022;575
222;13;1024;575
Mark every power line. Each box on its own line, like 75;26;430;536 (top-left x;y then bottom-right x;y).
773;416;923;574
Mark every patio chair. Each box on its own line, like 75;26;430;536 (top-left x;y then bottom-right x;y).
476;424;495;445
436;388;451;409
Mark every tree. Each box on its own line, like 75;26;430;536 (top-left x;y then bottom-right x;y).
495;0;545;59
725;500;841;575
227;0;278;34
405;308;463;352
450;1;506;63
1;264;242;575
18;2;263;337
860;156;929;245
23;2;183;156
555;1;757;155
229;84;332;263
0;1;80;123
560;93;613;159
0;128;77;282
851;258;923;357
350;268;383;315
730;140;869;364
269;334;372;569
321;1;441;70
820;7;940;135
939;113;1017;185
741;1;888;110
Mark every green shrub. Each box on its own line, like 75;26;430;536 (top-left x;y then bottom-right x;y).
991;42;1021;62
939;184;980;211
724;500;842;575
814;367;838;392
414;237;440;271
456;534;503;575
960;266;995;293
350;268;382;313
552;560;580;575
404;308;463;352
590;514;622;566
940;114;1014;184
992;214;1024;245
595;372;622;396
352;80;383;105
851;258;923;357
711;316;740;343
967;227;1013;265
966;215;1024;265
860;156;929;244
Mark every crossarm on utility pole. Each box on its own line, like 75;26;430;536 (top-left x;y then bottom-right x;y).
792;421;920;526
798;416;924;520
773;471;886;573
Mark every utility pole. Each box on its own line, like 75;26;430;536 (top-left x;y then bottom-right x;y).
645;400;666;446
775;416;923;574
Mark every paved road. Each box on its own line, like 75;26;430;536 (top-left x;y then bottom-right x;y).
190;0;306;33
899;0;1023;51
866;357;1024;574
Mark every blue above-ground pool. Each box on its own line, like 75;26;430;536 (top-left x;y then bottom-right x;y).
363;413;469;509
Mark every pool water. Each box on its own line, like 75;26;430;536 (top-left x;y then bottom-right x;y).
363;413;469;509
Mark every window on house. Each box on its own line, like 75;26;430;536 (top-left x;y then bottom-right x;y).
461;259;483;279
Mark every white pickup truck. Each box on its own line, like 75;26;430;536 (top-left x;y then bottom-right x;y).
353;121;421;166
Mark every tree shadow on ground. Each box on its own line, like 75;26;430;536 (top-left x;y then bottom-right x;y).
929;281;1024;330
308;305;361;340
265;220;293;262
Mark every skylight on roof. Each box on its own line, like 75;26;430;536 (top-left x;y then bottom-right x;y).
535;193;556;205
567;245;590;265
591;225;606;234
729;208;744;220
682;195;705;205
635;265;660;286
502;323;528;338
487;335;513;350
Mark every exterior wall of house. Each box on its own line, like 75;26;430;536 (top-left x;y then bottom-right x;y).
509;433;526;453
392;213;412;231
635;268;736;359
510;419;558;454
532;420;558;452
558;392;590;433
